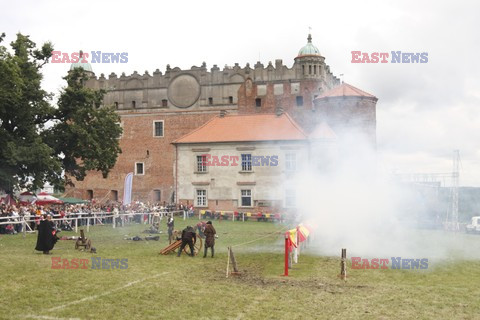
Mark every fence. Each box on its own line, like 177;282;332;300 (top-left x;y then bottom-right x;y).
0;210;184;237
198;210;283;222
0;209;289;237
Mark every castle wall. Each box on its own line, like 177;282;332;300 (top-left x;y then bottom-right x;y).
67;55;373;204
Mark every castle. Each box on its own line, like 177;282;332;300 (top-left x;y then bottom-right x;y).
67;34;377;211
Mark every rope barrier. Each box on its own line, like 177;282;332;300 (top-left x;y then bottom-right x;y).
230;225;289;248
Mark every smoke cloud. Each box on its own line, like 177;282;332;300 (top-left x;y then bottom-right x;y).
292;128;480;263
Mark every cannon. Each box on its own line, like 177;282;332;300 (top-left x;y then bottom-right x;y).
75;229;92;251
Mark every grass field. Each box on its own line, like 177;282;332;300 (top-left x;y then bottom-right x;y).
1;219;479;320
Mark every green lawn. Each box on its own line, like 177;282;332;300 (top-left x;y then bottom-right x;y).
1;219;479;320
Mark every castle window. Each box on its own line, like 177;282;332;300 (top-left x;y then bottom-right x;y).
240;190;252;207
255;98;261;107
162;99;168;107
153;120;164;137
111;190;118;201
114;102;119;109
314;65;317;75
208;97;213;105
196;189;207;207
241;154;252;172
285;189;296;208
229;96;233;104
302;65;305;75
131;101;136;108
153;190;161;202
309;65;312;74
296;96;304;107
285;153;297;171
135;162;144;175
196;155;208;173
86;190;93;200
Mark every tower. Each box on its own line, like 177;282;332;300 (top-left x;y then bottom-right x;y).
294;34;325;81
69;50;94;77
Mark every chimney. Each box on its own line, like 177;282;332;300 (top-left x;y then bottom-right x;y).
275;106;284;117
219;110;227;118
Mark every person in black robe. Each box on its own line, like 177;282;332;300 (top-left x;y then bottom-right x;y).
177;226;196;257
35;214;58;254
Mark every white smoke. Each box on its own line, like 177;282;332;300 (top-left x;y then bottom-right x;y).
292;127;480;262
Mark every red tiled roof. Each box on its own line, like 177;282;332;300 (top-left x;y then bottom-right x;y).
308;121;337;140
173;113;307;144
317;83;376;99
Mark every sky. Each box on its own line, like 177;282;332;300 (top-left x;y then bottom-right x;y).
2;0;479;186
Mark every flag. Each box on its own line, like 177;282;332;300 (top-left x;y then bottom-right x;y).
287;229;297;248
297;224;310;243
123;172;133;205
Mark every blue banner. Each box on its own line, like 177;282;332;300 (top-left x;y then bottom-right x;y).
123;172;133;205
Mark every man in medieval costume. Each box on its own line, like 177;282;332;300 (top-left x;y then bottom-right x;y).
35;214;59;254
203;221;216;258
177;225;196;257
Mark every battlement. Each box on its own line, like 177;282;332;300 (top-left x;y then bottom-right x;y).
84;59;339;111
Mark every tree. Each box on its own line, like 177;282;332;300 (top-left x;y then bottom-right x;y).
0;33;122;194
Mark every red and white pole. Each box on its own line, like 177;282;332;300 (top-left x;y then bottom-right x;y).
283;233;289;276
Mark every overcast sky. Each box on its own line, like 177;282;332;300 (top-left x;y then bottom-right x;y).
2;0;479;186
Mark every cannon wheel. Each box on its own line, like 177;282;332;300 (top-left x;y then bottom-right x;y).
86;239;92;250
184;237;202;256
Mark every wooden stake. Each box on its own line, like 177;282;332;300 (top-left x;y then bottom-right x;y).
229;247;239;273
226;247;231;278
340;248;347;281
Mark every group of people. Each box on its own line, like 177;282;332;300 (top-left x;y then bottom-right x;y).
29;208;217;258
0;200;187;235
1;198;220;257
176;220;217;258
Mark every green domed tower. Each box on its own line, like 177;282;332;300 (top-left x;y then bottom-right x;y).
294;34;325;80
69;50;94;76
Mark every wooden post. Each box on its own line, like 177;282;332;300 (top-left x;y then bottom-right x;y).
229;247;239;273
75;218;78;233
340;248;347;281
226;247;231;278
87;216;90;232
242;212;245;222
22;217;26;238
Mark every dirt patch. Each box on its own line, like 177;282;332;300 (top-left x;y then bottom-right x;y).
220;265;372;293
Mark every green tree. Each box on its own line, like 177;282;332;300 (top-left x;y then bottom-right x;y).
0;33;122;194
